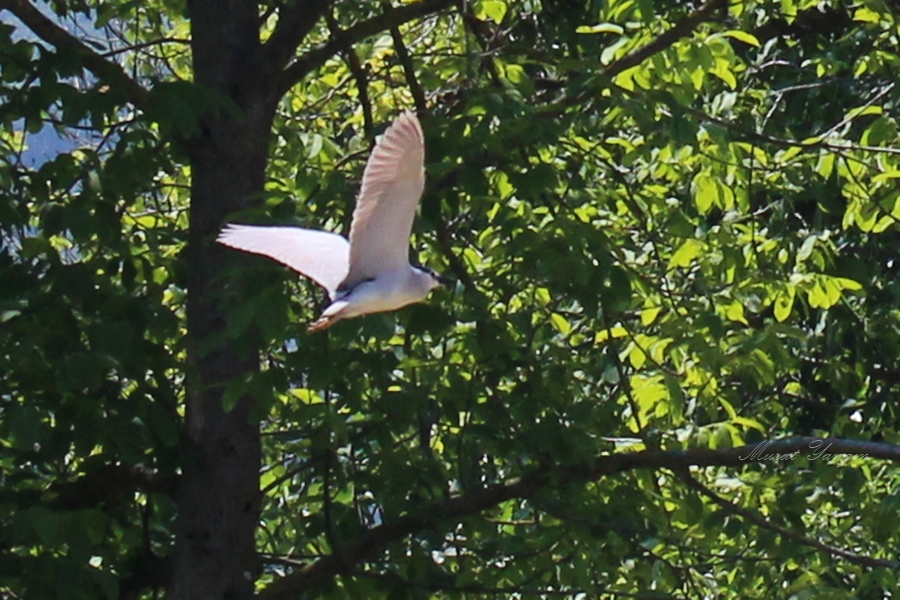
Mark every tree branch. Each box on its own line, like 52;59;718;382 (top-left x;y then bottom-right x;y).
276;0;455;98
604;0;727;78
258;436;900;598
536;0;727;117
261;0;333;75
662;95;900;156
48;463;178;510
382;0;427;112
679;471;899;570
0;0;148;108
257;472;539;599
327;10;373;135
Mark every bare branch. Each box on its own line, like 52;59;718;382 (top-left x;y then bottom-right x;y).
276;0;455;97
258;437;900;598
0;0;149;107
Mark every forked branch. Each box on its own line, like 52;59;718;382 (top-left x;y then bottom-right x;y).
276;0;455;97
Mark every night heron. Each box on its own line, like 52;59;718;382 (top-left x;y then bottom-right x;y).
217;111;449;332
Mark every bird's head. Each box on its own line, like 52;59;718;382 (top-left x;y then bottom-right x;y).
414;265;453;291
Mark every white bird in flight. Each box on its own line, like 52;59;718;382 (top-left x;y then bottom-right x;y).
217;111;449;332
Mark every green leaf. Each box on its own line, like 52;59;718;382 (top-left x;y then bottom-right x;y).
724;301;748;325
723;30;761;47
774;285;795;322
693;173;718;213
288;388;324;405
710;62;737;89
854;7;883;23
631;374;668;425
477;0;507;24
549;312;571;335
669;239;703;269
576;23;625;35
815;152;835;179
641;306;662;325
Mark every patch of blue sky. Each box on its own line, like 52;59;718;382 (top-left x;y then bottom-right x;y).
2;2;122;168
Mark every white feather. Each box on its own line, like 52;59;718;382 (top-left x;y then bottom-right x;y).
344;110;425;289
217;224;349;299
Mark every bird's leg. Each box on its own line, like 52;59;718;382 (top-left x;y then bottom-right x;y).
307;314;337;332
307;298;351;332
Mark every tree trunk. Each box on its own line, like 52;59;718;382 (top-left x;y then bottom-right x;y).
169;2;275;597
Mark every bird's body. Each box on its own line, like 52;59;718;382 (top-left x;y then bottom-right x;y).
217;111;446;332
308;267;439;331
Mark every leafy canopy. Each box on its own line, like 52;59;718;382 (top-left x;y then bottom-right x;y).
1;0;900;597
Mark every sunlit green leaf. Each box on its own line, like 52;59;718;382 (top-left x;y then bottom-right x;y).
723;30;761;47
576;23;624;35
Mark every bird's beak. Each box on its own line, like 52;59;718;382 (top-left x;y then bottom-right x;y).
435;273;454;286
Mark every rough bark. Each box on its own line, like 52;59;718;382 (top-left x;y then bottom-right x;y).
169;1;275;598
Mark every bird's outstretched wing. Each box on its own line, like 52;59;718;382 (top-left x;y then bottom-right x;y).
217;224;350;299
343;110;425;289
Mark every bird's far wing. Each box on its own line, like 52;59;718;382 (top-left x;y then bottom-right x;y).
217;224;350;299
344;110;425;289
